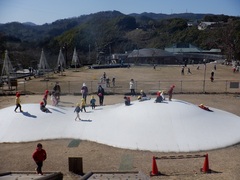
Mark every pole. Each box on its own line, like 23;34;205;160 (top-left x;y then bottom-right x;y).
89;44;90;63
64;43;68;68
203;60;207;93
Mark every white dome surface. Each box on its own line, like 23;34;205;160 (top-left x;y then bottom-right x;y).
0;99;240;152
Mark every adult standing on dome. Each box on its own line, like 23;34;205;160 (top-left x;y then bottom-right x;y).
53;82;61;101
81;83;88;102
129;79;136;96
97;85;105;106
168;85;175;101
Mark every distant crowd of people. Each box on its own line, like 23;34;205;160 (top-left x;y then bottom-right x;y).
181;64;219;82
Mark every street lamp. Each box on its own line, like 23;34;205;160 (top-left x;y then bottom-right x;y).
203;59;207;93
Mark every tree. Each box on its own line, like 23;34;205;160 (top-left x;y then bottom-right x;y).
219;19;240;61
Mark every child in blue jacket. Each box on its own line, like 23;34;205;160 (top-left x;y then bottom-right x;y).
90;95;96;109
74;103;81;121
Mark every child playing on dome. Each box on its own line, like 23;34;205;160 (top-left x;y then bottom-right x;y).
40;101;51;113
14;92;23;112
138;90;151;101
81;98;87;112
124;96;131;106
155;91;164;103
90;95;96;109
74;103;81;120
43;90;49;106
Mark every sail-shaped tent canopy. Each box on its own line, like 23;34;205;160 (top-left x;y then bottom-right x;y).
57;49;66;69
38;49;50;70
71;48;80;67
1;50;14;77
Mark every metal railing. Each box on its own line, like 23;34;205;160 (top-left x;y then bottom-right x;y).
4;79;239;95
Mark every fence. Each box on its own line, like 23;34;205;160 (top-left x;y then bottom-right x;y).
3;79;239;95
150;154;211;176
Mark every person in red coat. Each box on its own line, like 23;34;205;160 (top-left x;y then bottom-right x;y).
32;143;47;175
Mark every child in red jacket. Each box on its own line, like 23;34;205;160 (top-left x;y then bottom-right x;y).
43;90;49;106
32;143;47;175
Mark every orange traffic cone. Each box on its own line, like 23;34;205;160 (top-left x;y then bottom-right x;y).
201;153;210;173
150;156;160;176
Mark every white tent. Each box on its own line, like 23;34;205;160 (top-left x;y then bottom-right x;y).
71;47;80;70
38;49;50;71
1;50;14;77
1;50;15;89
57;49;66;74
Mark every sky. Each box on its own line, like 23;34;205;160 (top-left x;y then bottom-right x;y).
1;97;240;152
0;0;240;25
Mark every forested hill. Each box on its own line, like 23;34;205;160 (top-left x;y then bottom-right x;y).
0;11;239;68
0;12;206;42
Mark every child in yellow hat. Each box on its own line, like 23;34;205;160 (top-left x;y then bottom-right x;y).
81;98;86;112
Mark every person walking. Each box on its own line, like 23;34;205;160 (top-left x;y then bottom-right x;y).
129;79;136;96
50;91;58;106
32;143;47;175
14;92;23;112
197;64;200;70
81;83;88;102
74;103;81;120
181;66;185;75
153;64;156;70
97;85;105;106
210;70;214;82
106;77;110;87
112;77;116;87
168;85;175;101
103;72;106;82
